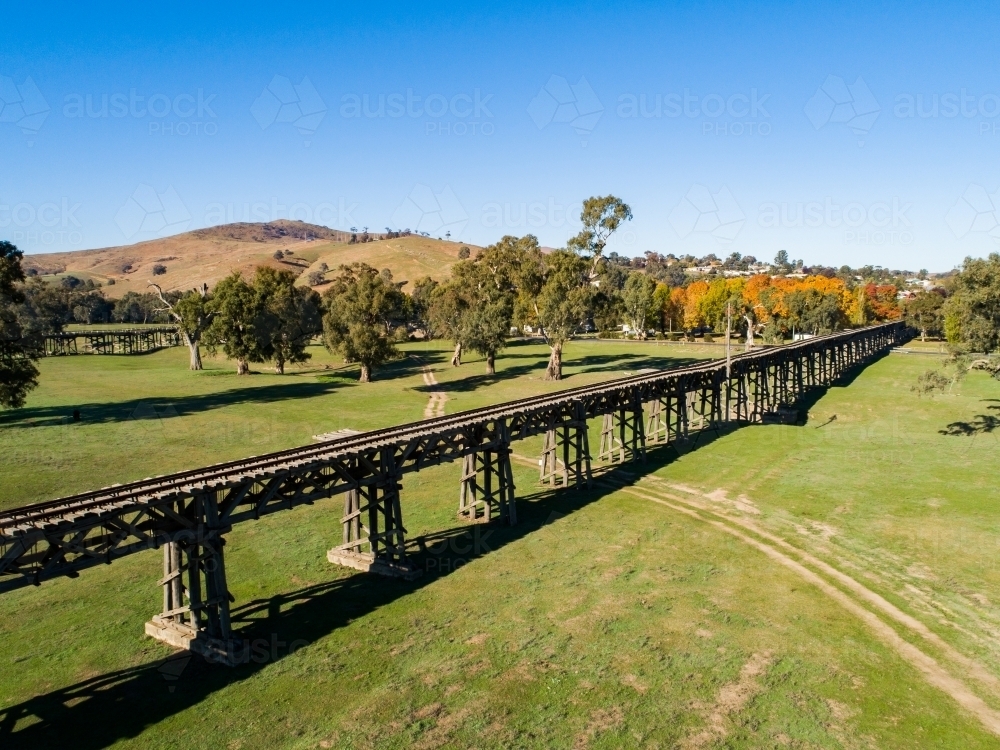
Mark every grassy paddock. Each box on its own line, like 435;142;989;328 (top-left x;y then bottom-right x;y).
0;339;712;507
1;342;1000;747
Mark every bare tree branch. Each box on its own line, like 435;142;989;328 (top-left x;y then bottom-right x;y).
147;282;180;320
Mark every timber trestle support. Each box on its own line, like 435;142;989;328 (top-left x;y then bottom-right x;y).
328;447;419;580
540;402;593;488
598;391;647;464
459;418;517;525
0;322;909;665
143;493;239;664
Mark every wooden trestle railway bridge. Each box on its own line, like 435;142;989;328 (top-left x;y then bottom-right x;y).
0;321;906;663
43;326;181;356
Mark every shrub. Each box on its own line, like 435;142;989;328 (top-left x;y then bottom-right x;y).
106;278;115;285
703;334;714;343
152;264;167;276
458;246;470;259
307;271;326;287
273;250;284;260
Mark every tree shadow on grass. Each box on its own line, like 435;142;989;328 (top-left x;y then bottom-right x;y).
939;401;1000;436
0;380;351;429
418;353;708;395
571;353;706;376
2;349;453;430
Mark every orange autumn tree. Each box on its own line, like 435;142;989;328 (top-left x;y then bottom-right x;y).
865;283;903;321
651;283;685;334
737;275;865;340
682;280;709;330
657;286;685;333
652;273;898;341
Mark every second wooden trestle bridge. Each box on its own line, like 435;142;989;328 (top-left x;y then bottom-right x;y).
0;321;907;663
43;326;181;356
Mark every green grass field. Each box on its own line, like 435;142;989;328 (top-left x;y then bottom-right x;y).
2;341;1000;748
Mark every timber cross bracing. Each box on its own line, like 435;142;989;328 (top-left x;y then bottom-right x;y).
0;321;906;662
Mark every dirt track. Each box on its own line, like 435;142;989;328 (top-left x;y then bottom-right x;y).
606;476;1000;737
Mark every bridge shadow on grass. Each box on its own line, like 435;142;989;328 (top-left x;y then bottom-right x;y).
793;352;890;427
0;380;350;429
2;350;453;429
0;455;675;750
0;360;871;749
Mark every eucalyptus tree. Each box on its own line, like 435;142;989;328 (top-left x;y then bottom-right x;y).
621;271;657;338
151;282;214;370
567;195;633;276
253;267;322;374
944;254;1000;352
518;249;593;380
0;241;41;408
429;235;539;374
203;273;263;375
322;263;408;382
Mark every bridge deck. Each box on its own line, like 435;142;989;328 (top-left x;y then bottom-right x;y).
0;321;905;661
1;323;897;535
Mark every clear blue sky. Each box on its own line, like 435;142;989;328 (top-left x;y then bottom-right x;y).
2;1;999;271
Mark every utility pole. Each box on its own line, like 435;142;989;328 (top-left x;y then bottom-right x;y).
725;302;732;378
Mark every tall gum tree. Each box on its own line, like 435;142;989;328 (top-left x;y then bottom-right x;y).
944;253;1000;352
322;263;407;382
0;241;40;408
203;272;263;375
567;195;633;278
428;263;474;367
252;267;322;374
621;272;657;338
151;282;214;370
429;235;537;373
464;235;536;374
519;249;592;381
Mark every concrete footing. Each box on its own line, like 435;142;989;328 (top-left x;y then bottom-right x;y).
327;549;422;580
145;616;245;666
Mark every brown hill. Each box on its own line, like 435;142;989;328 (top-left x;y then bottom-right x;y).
23;221;477;298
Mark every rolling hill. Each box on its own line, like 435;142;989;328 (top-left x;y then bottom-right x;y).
22;221;478;297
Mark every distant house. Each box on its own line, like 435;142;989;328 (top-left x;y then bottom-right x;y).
685;264;721;275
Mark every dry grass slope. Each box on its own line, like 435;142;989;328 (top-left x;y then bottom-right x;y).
22;220;475;297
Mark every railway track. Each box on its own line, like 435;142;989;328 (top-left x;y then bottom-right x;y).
2;324;886;533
